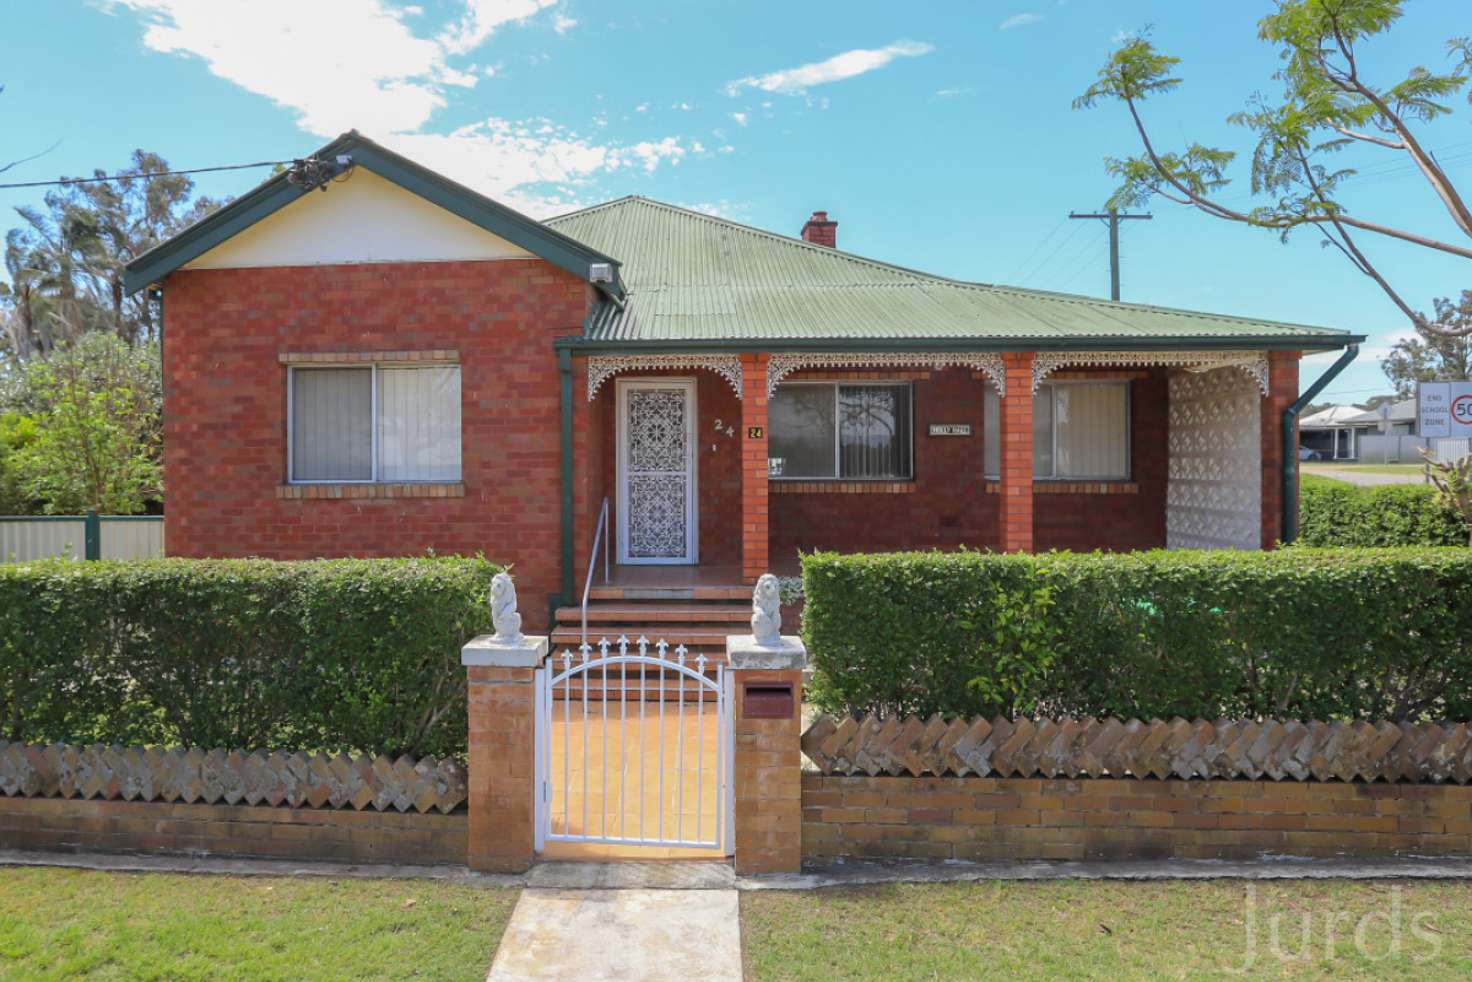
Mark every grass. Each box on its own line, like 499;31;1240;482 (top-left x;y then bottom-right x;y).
0;867;517;981
741;880;1472;980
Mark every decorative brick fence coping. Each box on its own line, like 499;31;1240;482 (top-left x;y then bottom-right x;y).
0;741;468;814
801;715;1472;784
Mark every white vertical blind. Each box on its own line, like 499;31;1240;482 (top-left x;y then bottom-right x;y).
379;366;462;482
983;381;1129;479
839;384;910;479
1053;383;1128;478
292;368;372;481
1032;385;1055;477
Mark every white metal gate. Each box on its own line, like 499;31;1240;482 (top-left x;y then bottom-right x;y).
535;636;732;853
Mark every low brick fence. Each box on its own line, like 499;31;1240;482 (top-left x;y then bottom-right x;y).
801;715;1472;863
0;741;467;865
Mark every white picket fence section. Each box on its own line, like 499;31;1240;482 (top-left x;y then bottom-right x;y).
0;516;164;561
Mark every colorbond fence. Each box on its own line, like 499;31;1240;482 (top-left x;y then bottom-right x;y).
0;514;163;561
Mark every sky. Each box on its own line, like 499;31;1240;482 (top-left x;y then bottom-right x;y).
3;0;1469;403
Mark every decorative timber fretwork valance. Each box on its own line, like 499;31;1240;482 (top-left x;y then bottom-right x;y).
766;352;1007;398
1031;351;1271;396
586;354;744;400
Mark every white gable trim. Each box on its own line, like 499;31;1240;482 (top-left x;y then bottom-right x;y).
183;168;534;270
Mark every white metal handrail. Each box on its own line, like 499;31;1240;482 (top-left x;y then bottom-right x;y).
580;496;610;645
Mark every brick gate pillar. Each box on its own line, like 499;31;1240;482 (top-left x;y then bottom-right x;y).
740;353;770;584
461;573;548;873
726;575;806;874
1000;352;1036;553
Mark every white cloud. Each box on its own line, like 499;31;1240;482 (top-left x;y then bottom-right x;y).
934;86;972;99
1109;29;1134;45
439;0;556;54
724;39;933;96
730;111;749;126
679;200;746;220
109;0;456;134
552;12;577;35
671;101;693;111
106;1;692;215
635;102;649;113
999;13;1044;30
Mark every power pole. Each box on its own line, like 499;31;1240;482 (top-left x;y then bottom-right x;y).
1068;208;1152;301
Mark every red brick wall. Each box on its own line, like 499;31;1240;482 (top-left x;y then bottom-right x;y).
803;774;1472;863
161;260;589;630
0;796;465;865
1033;370;1168;551
768;368;1169;564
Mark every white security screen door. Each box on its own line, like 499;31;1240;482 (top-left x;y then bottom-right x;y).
617;379;698;564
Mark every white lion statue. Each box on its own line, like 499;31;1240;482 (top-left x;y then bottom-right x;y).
489;572;524;645
751;573;782;646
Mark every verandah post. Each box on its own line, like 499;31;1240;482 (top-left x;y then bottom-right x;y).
999;353;1036;553
739;353;770;584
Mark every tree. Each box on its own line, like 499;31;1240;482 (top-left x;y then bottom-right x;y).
1381;291;1472;397
5;335;162;514
0;411;37;513
1075;1;1472;336
1;150;220;359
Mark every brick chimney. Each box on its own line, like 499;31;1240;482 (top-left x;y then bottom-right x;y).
800;210;837;248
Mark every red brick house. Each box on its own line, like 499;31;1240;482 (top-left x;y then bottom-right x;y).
125;132;1362;633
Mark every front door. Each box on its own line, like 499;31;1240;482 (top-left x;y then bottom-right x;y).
617;379;698;564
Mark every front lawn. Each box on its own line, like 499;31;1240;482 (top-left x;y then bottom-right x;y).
741;880;1472;980
0;867;517;981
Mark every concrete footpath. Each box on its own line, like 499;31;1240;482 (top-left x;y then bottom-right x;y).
487;861;740;981
487;887;741;981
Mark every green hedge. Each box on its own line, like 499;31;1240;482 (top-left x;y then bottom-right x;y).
801;548;1472;722
1298;474;1466;546
0;557;496;758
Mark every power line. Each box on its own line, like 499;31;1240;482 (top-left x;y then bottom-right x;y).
1020;220;1089;285
0;159;289;191
1006;215;1069;284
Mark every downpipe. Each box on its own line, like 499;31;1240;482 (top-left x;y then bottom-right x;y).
1281;344;1359;544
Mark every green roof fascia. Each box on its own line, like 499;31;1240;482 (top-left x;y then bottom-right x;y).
552;333;1365;355
123;132;624;297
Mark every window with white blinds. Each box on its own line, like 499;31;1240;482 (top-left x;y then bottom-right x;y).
983;381;1130;480
289;364;462;483
768;382;913;479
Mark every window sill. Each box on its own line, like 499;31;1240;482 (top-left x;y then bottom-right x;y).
770;481;916;494
982;481;1139;495
277;483;465;500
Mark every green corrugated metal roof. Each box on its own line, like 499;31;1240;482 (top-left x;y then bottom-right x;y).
546;196;1358;349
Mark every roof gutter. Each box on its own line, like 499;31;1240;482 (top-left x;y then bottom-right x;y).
552;335;1364;355
1281;343;1359;544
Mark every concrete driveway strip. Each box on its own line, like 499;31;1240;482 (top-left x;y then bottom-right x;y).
488;888;742;982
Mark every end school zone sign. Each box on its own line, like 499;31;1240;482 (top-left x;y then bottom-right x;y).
1418;381;1472;438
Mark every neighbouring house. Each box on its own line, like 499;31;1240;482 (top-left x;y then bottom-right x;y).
1299;404;1374;460
124;132;1362;632
1300;398;1420;461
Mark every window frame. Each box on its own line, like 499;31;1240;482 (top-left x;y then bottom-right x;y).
984;379;1133;481
286;362;462;485
768;379;915;482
